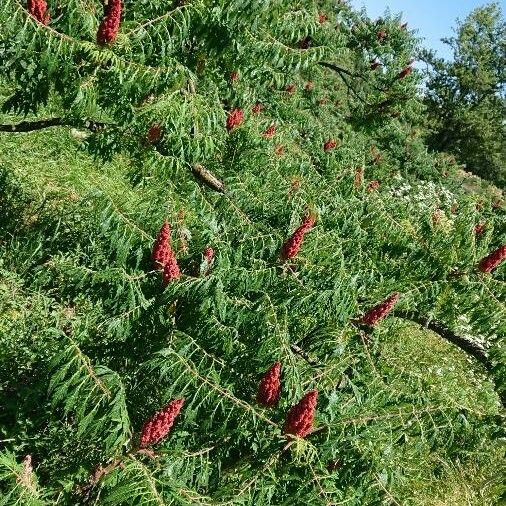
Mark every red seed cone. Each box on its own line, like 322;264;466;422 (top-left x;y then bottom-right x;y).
152;222;171;270
284;390;318;438
27;0;49;24
262;124;276;138
478;245;506;273
162;252;181;284
139;398;184;447
226;108;244;131
252;102;263;114
97;0;122;45
360;292;400;326
280;214;315;260
397;66;413;80
324;139;337;152
318;12;327;24
257;362;281;407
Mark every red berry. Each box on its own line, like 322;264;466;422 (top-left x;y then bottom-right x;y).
360;292;400;326
284;390;318;438
257;362;281;407
139;399;184;447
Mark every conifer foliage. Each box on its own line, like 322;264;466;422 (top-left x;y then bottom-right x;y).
0;0;504;504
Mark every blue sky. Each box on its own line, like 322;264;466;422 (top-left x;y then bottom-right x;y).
349;0;506;60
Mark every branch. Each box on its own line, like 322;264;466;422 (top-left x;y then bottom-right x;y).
0;117;109;133
394;311;490;368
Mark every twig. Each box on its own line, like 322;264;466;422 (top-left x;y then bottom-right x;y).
0;117;108;133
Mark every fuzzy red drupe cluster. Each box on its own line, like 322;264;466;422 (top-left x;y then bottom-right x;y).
397;66;413;80
262;124;276;138
360;292;400;326
226;108;244;131
27;0;49;24
147;123;162;144
252;102;263;114
152;222;181;284
257;362;281;407
478;245;506;273
97;0;122;45
139;399;184;448
283;390;318;438
280;214;315;260
323;139;337;152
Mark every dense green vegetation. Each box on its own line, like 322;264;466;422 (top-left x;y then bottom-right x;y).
0;1;504;504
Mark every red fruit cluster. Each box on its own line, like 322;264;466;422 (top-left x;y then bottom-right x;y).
257;362;281;407
478;245;506;273
262;124;276;138
360;292;400;326
202;246;214;276
274;144;285;157
204;247;214;264
27;0;49;24
147;123;162;144
230;70;239;82
285;84;296;95
318;12;327;24
162;252;181;284
377;30;387;42
139;399;184;448
252;102;263;114
299;36;311;49
97;0;122;45
281;214;315;260
366;180;380;192
226;108;244;131
474;223;486;236
397;66;413;80
304;81;314;91
152;222;171;269
283;390;318;438
324;139;337;152
354;167;364;189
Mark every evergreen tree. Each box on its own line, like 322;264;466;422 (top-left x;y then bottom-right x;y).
422;2;506;186
0;1;504;504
